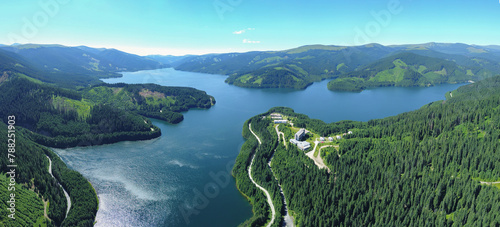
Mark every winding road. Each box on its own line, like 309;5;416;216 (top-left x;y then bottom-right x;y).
248;123;276;227
46;155;71;219
275;125;287;148
305;142;333;173
480;181;500;185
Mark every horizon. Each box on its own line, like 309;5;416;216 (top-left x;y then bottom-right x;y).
1;1;499;56
2;41;500;57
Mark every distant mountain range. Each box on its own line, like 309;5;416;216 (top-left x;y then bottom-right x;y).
0;44;166;87
174;43;500;90
1;43;500;90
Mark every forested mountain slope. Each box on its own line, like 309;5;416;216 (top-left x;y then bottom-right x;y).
175;44;395;89
327;52;481;91
0;75;214;148
0;44;166;88
0;121;98;226
173;43;500;90
235;76;500;226
0;44;216;226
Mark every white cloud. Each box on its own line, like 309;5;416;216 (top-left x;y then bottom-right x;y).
233;30;246;35
243;39;260;44
233;28;256;35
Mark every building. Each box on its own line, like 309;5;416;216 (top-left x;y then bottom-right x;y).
297;141;311;151
336;135;342;140
295;128;306;141
320;137;325;141
290;139;310;150
274;120;288;124
348;131;353;134
328;137;334;141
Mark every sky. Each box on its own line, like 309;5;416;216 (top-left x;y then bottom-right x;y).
1;0;499;56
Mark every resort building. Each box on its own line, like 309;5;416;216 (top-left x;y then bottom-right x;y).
274;120;288;124
290;139;311;151
336;135;342;140
320;137;325;141
328;137;334;141
295;128;306;141
348;131;353;134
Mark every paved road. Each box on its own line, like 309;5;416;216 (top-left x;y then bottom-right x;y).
248;123;276;227
46;156;71;219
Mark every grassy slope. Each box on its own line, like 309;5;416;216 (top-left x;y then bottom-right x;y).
176;44;394;89
328;52;478;92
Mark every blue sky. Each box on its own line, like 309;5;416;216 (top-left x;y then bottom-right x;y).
1;0;499;55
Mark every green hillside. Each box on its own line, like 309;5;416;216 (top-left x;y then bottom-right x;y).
328;52;482;92
0;44;167;88
236;76;500;226
0;45;217;225
82;83;215;124
175;43;500;90
0;75;214;148
175;44;395;89
0;120;98;226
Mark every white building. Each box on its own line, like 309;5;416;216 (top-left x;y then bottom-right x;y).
289;139;310;151
336;135;342;140
348;131;353;134
295;128;306;141
290;139;310;150
328;137;334;141
274;120;288;124
297;141;311;150
320;137;325;141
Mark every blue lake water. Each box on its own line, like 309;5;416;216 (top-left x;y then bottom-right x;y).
53;68;465;226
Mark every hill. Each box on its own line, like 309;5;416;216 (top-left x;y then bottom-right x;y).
235;75;500;226
0;75;214;148
0;120;98;226
0;45;216;225
0;44;167;87
173;43;500;90
328;52;482;91
175;44;396;89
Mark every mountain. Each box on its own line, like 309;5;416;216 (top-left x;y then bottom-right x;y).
0;76;214;148
0;48;109;88
0;44;165;74
175;44;396;89
147;54;192;66
392;42;500;64
327;52;485;91
0;44;167;87
173;43;500;90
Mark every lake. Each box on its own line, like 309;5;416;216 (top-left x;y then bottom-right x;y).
53;68;465;226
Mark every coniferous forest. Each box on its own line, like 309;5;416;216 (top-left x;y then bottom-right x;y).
0;69;214;225
234;76;500;226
